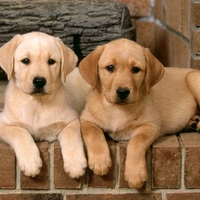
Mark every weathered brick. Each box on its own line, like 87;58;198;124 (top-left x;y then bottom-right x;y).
155;0;165;22
173;35;190;68
192;29;200;55
67;193;162;200
0;82;6;110
0;194;63;200
166;193;200;200
133;21;155;53
21;142;50;190
182;0;190;38
54;141;81;189
88;141;116;188
0;141;15;189
181;132;200;188
192;1;200;27
152;135;180;189
191;54;200;70
154;25;173;66
155;0;190;66
119;142;128;188
165;0;182;33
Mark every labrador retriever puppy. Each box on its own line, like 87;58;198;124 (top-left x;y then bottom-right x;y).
79;38;200;188
0;32;90;178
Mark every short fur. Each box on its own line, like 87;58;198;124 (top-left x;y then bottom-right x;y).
79;38;200;188
0;32;90;178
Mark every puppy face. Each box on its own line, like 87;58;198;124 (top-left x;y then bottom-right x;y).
14;33;61;95
79;39;165;104
0;32;78;95
98;41;147;104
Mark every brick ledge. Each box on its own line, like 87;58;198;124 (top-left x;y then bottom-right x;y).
0;132;200;200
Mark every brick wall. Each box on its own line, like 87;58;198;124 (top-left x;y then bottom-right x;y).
114;0;199;70
1;133;200;199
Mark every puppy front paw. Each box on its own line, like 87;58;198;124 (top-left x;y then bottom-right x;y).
63;151;87;179
17;147;42;177
88;149;112;176
124;160;148;189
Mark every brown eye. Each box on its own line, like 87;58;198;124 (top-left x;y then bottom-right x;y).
132;66;141;74
48;59;56;65
106;65;115;72
21;58;30;65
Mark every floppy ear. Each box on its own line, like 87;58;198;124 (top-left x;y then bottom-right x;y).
79;46;104;89
144;48;165;92
55;38;78;82
0;34;21;80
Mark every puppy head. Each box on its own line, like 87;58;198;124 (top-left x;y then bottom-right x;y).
0;32;77;95
79;38;164;104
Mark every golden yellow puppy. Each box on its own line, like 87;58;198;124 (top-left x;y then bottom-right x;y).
0;32;90;178
79;38;200;188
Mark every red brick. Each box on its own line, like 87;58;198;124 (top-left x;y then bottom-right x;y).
155;25;173;66
192;2;200;27
192;29;200;54
191;54;200;70
165;0;182;33
67;193;162;200
181;133;200;188
0;141;15;189
133;21;155;53
112;0;152;17
182;0;190;38
0;194;62;200
155;26;190;68
88;141;116;188
0;83;5;110
155;0;165;22
166;193;200;200
152;135;180;189
21;142;50;190
173;35;190;68
54;141;81;189
119;142;128;188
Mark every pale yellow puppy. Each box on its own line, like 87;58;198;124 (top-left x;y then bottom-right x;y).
0;32;90;178
79;38;200;188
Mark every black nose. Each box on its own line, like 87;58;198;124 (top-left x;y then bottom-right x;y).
33;77;46;89
116;87;130;100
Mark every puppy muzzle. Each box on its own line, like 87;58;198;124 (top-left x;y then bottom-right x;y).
33;77;46;88
32;76;47;94
116;87;130;100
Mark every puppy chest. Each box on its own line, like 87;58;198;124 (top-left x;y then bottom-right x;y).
21;114;67;133
94;108;137;137
34;121;68;141
17;103;72;136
